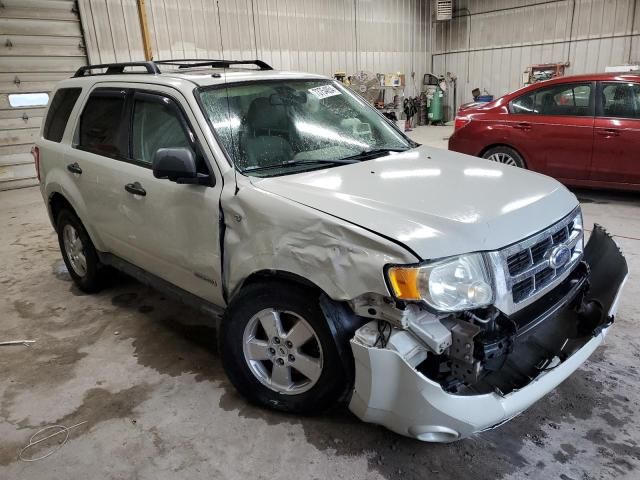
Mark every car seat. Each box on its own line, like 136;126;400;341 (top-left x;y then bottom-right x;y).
243;97;293;168
610;86;634;118
540;93;556;115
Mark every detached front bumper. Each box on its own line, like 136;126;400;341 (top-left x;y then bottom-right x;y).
348;226;628;442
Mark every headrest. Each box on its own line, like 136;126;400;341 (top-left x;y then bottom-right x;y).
246;97;288;132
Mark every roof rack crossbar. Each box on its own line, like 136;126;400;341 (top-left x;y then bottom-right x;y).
72;59;274;78
155;59;273;70
73;61;161;77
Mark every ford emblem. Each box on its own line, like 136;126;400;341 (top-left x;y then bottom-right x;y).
548;244;571;269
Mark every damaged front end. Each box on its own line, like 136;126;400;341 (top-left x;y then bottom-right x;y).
348;225;628;442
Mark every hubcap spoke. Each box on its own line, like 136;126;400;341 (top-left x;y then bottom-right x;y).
77;255;87;273
246;338;270;361
489;152;517;166
257;310;284;339
284;320;313;348
291;352;322;382
271;364;292;389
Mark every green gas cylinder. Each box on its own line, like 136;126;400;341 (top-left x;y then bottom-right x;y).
428;87;444;124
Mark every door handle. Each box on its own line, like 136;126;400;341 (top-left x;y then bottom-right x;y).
66;162;82;175
598;128;620;137
513;122;532;131
124;182;146;196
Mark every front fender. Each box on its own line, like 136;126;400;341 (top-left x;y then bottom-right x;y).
222;182;417;302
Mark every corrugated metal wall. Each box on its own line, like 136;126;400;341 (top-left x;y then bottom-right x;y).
0;0;87;190
78;0;431;96
432;0;640;115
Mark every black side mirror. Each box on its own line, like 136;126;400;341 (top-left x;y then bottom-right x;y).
152;148;211;185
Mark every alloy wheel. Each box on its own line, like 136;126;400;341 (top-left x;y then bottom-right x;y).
62;224;87;277
242;308;323;395
487;152;518;166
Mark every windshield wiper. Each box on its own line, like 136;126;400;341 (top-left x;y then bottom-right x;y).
243;158;357;173
342;148;409;162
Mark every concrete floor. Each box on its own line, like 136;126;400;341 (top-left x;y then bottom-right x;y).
2;128;639;479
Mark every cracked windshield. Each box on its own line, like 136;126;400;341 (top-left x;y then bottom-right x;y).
198;80;412;176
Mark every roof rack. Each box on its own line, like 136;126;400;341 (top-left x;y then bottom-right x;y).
154;59;273;70
73;59;273;78
73;61;161;77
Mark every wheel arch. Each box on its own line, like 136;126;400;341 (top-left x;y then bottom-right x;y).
47;190;106;251
49;192;77;231
230;269;325;303
479;143;528;168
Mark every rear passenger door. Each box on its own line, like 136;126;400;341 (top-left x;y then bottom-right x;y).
591;81;640;186
67;84;225;305
65;87;129;250
508;82;595;181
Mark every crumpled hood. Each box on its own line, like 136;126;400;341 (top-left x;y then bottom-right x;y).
251;146;579;260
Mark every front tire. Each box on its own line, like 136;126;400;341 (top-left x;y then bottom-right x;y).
56;209;103;293
221;282;346;414
482;146;526;168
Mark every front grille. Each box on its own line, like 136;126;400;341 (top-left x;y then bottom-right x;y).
507;250;530;276
551;228;568;244
534;267;554;287
512;277;534;302
498;208;584;310
530;237;551;264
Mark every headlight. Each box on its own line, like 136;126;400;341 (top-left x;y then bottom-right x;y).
387;253;493;312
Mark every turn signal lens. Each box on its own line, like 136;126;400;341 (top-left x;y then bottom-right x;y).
387;266;421;300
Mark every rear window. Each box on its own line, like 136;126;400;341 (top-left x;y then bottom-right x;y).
78;89;127;157
511;83;593;117
43;88;81;142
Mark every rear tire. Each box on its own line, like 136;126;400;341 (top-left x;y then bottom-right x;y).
482;146;526;168
221;282;346;414
56;209;103;293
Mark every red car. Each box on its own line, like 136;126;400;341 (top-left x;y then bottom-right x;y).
448;73;640;191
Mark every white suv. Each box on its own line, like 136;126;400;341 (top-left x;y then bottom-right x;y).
36;60;628;442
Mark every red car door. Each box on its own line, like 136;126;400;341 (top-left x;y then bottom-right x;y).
507;82;595;181
591;81;640;187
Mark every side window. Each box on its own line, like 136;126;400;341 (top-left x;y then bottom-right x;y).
78;89;127;157
568;85;591;107
511;83;593;116
43;88;81;142
511;91;536;114
601;83;640;119
132;93;196;165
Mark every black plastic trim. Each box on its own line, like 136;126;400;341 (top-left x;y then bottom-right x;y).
98;252;225;318
74;62;161;77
